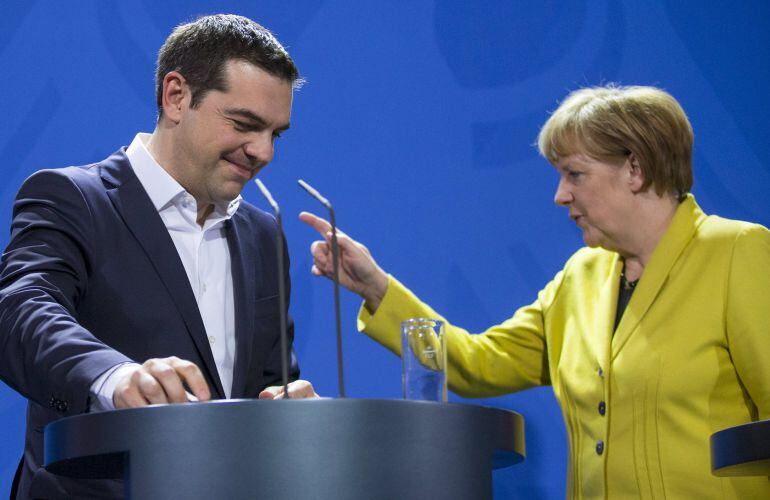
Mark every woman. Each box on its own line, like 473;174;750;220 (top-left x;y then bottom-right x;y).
300;85;770;498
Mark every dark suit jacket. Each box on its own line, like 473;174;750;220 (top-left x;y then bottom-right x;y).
0;149;298;498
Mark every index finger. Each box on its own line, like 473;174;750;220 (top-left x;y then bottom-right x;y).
169;358;211;401
299;211;332;236
258;386;284;400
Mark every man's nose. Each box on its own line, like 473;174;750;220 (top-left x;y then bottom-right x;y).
244;133;274;166
553;177;572;206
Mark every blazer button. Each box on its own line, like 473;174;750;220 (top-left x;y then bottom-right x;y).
596;440;604;455
598;367;604;378
598;401;606;416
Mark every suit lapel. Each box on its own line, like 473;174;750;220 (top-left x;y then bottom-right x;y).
227;211;262;398
100;150;226;398
611;195;705;359
593;253;622;371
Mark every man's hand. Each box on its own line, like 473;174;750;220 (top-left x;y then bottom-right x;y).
299;211;389;312
258;379;319;399
113;356;211;409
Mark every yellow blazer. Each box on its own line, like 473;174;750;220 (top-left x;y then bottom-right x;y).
358;195;770;499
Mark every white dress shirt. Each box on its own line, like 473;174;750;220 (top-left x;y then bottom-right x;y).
91;133;239;408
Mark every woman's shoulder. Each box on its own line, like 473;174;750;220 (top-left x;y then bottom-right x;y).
560;246;617;282
567;245;616;267
697;214;769;246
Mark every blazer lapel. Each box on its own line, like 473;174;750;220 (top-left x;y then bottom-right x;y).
611;195;705;359
227;211;262;398
591;252;622;373
100;150;226;398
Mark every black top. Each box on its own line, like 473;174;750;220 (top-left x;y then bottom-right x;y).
614;270;638;333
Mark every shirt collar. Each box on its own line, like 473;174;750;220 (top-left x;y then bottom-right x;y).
125;133;242;218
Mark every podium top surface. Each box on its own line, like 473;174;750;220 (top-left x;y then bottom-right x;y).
711;419;770;477
45;398;525;480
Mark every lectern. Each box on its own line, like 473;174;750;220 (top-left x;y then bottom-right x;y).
711;419;770;477
45;399;525;499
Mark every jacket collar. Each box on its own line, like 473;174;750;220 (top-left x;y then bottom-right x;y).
610;194;706;358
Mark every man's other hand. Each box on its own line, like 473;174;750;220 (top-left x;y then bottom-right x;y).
113;356;211;408
258;379;319;399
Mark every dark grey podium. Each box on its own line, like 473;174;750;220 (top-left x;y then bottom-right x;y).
711;419;770;477
44;399;525;499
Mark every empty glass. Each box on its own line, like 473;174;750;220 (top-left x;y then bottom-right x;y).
401;318;447;402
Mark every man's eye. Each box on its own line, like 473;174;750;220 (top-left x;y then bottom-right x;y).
233;120;261;132
568;171;582;179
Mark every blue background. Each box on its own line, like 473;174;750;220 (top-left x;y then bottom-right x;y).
1;1;768;497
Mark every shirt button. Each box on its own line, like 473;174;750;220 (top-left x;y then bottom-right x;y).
598;401;606;416
596;440;604;455
201;283;207;293
208;335;216;344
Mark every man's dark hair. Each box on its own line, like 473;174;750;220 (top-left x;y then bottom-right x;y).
155;14;302;119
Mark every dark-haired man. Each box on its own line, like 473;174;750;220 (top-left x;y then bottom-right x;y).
0;14;315;499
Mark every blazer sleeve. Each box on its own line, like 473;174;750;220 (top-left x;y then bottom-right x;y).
0;169;133;416
725;223;770;419
358;273;562;398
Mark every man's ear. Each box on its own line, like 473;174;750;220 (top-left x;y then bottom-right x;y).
627;153;645;192
160;71;189;124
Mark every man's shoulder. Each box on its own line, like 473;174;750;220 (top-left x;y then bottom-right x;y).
20;148;130;196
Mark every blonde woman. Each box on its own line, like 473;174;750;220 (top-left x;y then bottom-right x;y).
301;85;770;499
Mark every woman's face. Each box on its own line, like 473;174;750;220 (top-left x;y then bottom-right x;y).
553;152;637;251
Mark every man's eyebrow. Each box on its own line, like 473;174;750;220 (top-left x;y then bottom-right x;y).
223;108;290;131
224;108;267;124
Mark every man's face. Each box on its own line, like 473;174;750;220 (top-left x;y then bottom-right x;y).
173;59;293;206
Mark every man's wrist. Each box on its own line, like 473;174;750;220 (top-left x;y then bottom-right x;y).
89;362;141;412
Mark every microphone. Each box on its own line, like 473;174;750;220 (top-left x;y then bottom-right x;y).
253;179;291;400
297;179;346;398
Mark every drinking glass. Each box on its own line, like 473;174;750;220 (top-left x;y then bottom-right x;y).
401;318;447;402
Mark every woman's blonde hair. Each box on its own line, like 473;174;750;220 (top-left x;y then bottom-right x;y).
537;85;693;199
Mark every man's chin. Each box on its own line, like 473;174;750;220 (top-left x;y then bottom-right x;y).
208;188;244;208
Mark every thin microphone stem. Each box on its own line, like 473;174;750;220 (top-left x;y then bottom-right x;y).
328;209;345;398
298;179;346;398
254;179;290;400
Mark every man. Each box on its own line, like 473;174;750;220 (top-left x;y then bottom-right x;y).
0;14;316;499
